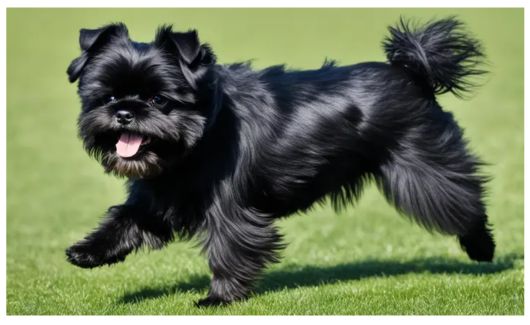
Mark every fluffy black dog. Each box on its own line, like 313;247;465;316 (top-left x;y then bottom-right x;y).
66;17;495;306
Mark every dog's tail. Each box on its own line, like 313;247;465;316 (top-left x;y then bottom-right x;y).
383;17;486;97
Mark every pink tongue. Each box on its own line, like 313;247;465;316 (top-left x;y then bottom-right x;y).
116;133;143;158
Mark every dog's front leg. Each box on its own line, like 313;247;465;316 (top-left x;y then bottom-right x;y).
197;209;283;307
65;204;173;268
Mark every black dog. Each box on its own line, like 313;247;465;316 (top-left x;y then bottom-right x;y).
66;17;495;306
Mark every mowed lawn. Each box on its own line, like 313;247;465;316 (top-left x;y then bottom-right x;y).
6;8;523;315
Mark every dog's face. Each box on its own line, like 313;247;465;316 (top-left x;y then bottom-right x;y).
67;24;216;178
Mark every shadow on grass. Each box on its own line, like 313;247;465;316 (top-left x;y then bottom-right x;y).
119;253;521;304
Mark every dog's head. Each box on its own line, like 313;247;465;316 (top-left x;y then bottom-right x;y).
67;23;216;178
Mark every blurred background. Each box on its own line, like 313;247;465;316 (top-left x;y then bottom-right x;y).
6;8;523;315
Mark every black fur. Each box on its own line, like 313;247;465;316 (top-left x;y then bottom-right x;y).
65;17;495;306
383;17;486;97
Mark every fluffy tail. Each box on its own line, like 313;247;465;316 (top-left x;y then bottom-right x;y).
383;17;486;97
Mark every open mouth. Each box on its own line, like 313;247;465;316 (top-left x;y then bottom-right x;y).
115;132;151;158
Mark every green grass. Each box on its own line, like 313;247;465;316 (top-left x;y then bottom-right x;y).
6;8;523;315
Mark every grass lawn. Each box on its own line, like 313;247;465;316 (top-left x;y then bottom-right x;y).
6;8;523;315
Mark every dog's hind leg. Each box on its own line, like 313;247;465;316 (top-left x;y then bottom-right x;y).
374;109;495;262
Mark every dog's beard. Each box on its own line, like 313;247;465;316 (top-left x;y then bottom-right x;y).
78;105;205;179
102;147;165;179
82;130;172;179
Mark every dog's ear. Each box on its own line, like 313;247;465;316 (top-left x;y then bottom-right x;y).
154;25;216;89
67;23;129;83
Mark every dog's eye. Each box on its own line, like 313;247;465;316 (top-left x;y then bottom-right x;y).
149;95;167;106
104;95;117;104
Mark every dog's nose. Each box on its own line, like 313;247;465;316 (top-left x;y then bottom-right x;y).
116;110;134;125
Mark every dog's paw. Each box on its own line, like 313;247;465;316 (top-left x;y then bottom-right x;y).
65;242;125;268
195;296;230;308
